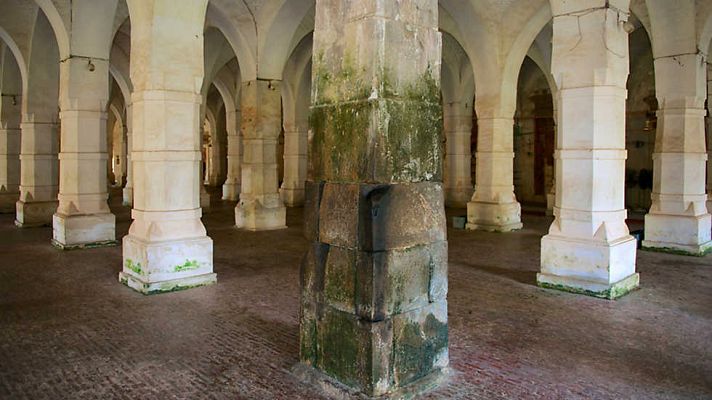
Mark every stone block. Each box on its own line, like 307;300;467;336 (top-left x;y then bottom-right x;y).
299;297;318;366
303;180;324;241
316;306;393;396
359;182;446;251
52;212;117;249
318;183;360;248
300;242;329;303
323;247;357;313
356;241;447;321
392;300;449;387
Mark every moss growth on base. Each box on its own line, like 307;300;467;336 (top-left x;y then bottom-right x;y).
538;279;639;300
51;239;118;251
125;259;143;275
641;245;712;257
174;259;200;272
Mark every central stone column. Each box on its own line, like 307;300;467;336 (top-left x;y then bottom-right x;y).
52;56;116;249
299;1;448;396
235;79;286;230
222;107;241;201
119;0;216;294
539;0;638;299
443;101;473;207
642;52;711;255
466;112;523;232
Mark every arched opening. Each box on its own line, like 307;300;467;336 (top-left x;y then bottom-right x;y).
514;56;555;211
624;16;656;216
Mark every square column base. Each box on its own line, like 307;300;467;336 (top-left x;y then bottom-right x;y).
444;188;473;208
540;234;638;299
52;212;117;250
122;187;133;206
120;234;216;295
466;201;523;232
643;213;712;256
222;182;240;201
280;187;305;207
235;201;286;231
16;200;58;227
0;192;18;213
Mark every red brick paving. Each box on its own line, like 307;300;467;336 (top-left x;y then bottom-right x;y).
0;193;710;399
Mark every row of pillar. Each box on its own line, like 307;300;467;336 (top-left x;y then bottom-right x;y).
0;0;708;397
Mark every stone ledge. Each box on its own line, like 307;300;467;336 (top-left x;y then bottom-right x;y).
537;272;640;300
641;241;712;257
52;239;117;251
119;271;217;295
291;363;450;400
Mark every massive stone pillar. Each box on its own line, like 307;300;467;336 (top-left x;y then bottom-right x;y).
443;101;473;207
280;120;307;206
119;0;216;294
234;80;286;230
538;0;638;299
52;56;116;249
222;107;241;200
299;1;448;396
642;54;711;255
0;46;21;213
122;103;133;206
466;111;522;231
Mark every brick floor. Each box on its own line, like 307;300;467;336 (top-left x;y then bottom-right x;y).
0;191;710;399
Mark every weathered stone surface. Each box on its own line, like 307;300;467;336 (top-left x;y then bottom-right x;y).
323;246;356;313
310;95;442;184
392;300;449;387
318;183;360;248
303;180;324;242
360;182;446;251
316;306;393;396
356;241;447;321
300;242;328;303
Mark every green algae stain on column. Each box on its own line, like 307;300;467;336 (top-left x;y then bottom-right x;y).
174;259;200;272
125;259;143;275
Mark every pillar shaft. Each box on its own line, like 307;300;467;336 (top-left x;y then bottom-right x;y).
120;0;215;294
466;114;522;230
52;57;116;249
300;1;447;396
707;63;712;212
235;80;286;230
538;0;638;299
280;121;307;206
443;102;473;207
222;108;241;200
122;103;133;206
0;48;21;213
643;53;711;255
16;115;59;227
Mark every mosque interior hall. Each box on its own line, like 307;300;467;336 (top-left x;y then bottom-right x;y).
0;0;711;398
